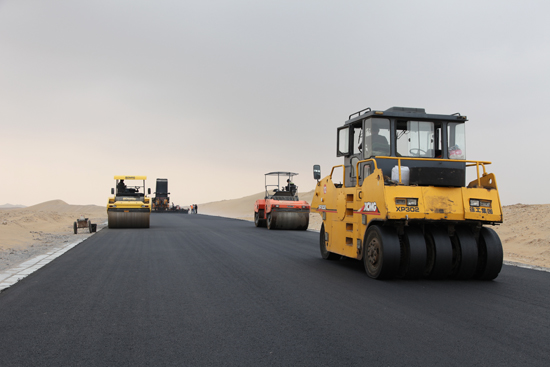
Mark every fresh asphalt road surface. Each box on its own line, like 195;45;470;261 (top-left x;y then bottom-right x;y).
0;214;549;366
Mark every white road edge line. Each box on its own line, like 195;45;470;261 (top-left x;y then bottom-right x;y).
0;223;106;292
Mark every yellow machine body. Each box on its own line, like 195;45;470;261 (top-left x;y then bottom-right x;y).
107;176;151;228
312;159;502;260
312;107;504;280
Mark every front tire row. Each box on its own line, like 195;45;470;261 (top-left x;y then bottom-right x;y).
320;224;503;281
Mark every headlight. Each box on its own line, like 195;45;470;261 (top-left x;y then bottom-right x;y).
395;199;406;205
480;200;491;207
407;198;418;206
470;199;480;207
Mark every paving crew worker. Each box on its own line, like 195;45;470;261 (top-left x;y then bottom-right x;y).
117;179;126;194
286;179;297;195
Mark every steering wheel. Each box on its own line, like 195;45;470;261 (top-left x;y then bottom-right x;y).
409;148;427;155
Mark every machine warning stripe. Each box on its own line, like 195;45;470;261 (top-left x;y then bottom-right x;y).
355;210;380;215
314;205;381;215
314;207;337;213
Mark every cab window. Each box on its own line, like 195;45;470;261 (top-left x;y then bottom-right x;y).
337;126;350;156
363;118;390;158
396;120;435;158
448;122;466;159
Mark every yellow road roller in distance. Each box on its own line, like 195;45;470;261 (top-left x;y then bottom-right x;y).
107;175;151;228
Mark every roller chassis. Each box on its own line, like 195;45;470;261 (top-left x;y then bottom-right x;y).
312;107;504;280
255;196;310;230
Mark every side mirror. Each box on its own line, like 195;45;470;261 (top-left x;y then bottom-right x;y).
148;188;151;195
111;188;114;195
313;164;321;180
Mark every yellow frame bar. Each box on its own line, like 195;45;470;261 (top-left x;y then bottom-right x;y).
329;165;345;183
353;157;491;188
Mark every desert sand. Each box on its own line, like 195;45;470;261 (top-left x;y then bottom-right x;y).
200;191;550;270
198;190;323;231
2;195;549;273
0;200;107;271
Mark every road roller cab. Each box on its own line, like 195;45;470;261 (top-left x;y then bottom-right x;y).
254;172;310;230
312;107;503;280
107;176;151;228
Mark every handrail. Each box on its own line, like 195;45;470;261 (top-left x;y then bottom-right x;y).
354;159;378;183
353;156;491;188
349;107;371;120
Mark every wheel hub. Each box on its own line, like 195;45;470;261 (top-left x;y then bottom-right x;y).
368;239;380;265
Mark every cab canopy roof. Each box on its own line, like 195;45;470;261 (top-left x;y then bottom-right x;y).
346;106;468;126
114;176;147;180
264;172;298;177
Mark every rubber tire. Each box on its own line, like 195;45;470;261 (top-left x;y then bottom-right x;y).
424;226;453;279
320;223;340;260
398;226;427;279
73;222;77;234
300;215;310;231
266;213;274;230
475;227;503;280
450;226;479;280
363;225;401;280
254;212;267;228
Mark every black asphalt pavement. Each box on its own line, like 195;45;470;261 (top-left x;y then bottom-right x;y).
0;213;549;366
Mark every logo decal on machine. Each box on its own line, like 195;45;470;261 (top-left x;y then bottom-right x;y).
359;202;380;215
323;184;327;194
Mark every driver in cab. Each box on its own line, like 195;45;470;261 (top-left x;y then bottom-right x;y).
117;179;127;194
362;124;390;157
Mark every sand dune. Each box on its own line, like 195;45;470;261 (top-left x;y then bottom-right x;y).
1;200;106;248
200;190;314;218
0;200;107;271
200;190;323;231
492;204;550;269
24;199;101;213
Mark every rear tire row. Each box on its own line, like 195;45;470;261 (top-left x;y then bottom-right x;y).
320;223;503;281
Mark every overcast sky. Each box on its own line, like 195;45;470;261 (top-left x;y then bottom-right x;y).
1;0;549;207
